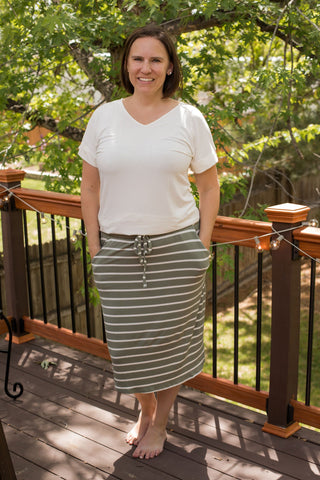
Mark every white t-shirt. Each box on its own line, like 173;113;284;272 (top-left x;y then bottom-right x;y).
79;99;218;235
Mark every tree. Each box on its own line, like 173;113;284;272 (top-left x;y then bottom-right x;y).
1;0;319;211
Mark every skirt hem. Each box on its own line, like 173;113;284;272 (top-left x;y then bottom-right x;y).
113;363;204;394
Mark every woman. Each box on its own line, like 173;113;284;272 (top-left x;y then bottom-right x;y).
80;25;220;460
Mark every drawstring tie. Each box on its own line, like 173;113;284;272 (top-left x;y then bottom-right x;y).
133;235;152;287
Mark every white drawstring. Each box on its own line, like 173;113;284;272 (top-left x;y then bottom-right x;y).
133;235;152;287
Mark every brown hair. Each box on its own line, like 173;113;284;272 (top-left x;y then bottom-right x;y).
120;25;183;98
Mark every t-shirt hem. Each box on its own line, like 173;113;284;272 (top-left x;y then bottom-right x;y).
99;213;200;236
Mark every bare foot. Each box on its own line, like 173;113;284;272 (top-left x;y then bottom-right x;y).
132;424;167;459
126;411;152;446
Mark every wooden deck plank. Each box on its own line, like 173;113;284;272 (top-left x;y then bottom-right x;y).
4;423;118;480
10;452;66;480
174;395;320;465
1;337;320;480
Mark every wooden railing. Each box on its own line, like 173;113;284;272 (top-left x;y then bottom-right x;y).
1;169;320;438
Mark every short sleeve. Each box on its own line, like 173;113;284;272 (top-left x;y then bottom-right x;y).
78;109;99;167
189;107;218;174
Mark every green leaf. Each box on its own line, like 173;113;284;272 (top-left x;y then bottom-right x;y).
40;360;57;370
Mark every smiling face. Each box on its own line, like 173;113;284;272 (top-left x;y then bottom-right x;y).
126;37;173;99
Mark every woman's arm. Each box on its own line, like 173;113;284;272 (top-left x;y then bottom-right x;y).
194;165;220;251
81;160;101;259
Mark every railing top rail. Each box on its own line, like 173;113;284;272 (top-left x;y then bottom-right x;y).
7;187;82;219
212;215;272;250
4;186;276;250
293;226;320;259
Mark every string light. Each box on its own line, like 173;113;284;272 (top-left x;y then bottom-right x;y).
40;212;47;224
270;234;284;250
309;218;319;228
0;183;85;238
3;192;13;204
70;230;78;243
0;182;319;264
302;219;320;228
254;236;263;252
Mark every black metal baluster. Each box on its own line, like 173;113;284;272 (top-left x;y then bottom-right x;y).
212;243;217;378
234;245;239;385
0;311;23;399
22;210;33;319
37;212;47;323
66;218;76;333
81;220;91;337
51;215;61;328
0;258;3;313
101;309;107;343
305;259;316;406
256;251;263;391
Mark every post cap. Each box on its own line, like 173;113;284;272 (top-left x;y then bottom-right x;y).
265;203;310;223
0;168;26;184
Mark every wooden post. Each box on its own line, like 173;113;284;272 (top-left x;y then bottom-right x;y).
0;420;17;480
0;169;34;343
263;203;310;438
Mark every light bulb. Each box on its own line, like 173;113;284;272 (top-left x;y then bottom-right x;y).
270;235;283;250
270;238;280;250
40;212;47;224
254;236;263;252
3;192;12;203
70;230;78;243
309;218;319;228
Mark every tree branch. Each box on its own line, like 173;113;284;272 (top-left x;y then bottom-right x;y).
163;9;318;62
68;43;115;102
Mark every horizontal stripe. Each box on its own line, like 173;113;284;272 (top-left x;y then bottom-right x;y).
115;350;204;382
114;363;203;393
98;284;203;302
106;324;196;342
101;294;201;311
111;343;200;367
102;307;199;328
101;303;200;318
107;326;204;353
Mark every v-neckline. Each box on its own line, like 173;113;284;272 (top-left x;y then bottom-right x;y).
121;99;179;126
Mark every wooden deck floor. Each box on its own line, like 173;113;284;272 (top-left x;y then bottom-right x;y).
1;337;320;480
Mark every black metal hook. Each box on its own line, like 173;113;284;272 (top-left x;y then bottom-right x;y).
0;311;23;400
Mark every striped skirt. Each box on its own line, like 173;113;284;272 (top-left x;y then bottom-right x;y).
91;224;210;394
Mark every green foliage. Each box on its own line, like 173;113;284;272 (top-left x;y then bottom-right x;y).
237;203;269;221
75;235;101;307
218;171;250;205
0;0;319;209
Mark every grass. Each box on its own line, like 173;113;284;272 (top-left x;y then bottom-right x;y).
204;285;272;393
21;177;46;190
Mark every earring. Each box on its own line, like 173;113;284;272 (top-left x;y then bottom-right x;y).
167;70;172;75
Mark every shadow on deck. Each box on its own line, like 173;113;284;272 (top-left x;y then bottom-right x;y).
1;337;320;480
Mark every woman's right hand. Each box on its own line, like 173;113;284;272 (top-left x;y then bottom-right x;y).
89;243;101;259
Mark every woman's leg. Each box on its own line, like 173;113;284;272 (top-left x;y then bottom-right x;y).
126;392;157;445
132;384;181;459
